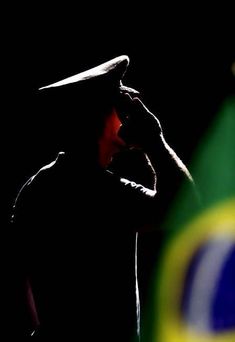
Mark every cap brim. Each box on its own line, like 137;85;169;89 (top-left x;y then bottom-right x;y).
39;55;131;90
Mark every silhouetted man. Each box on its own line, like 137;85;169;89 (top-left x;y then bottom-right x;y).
10;55;196;340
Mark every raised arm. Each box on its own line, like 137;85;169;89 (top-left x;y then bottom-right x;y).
115;93;198;228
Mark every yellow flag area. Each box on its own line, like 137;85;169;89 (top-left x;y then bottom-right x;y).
156;199;235;342
149;96;235;342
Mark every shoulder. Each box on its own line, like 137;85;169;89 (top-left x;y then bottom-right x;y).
11;152;65;222
19;151;64;193
27;151;66;185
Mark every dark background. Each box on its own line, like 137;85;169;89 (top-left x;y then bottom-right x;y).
3;10;234;215
2;8;235;336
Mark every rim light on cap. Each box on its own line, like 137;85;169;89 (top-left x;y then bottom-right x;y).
39;55;131;89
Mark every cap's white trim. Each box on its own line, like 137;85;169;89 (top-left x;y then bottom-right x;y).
39;55;129;90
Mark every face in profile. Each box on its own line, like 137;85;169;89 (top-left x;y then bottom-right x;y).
98;108;126;168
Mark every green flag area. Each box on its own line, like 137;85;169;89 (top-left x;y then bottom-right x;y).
147;96;235;342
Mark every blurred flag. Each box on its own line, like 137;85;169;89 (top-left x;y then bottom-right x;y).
146;95;235;342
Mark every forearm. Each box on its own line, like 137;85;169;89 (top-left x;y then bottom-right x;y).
146;133;194;186
117;93;198;218
144;133;197;221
